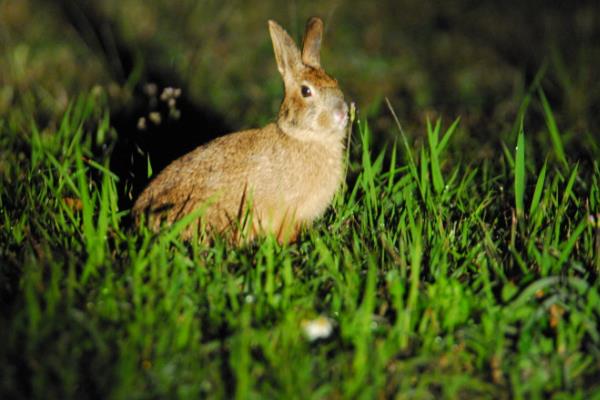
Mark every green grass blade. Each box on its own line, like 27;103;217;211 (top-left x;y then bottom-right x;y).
539;89;567;168
561;164;579;207
386;141;398;194
428;118;444;194
556;219;587;269
147;153;153;178
437;116;460;155
515;121;526;218
385;98;421;192
501;141;515;169
529;160;547;217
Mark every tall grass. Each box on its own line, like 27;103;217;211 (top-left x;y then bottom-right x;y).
1;90;599;398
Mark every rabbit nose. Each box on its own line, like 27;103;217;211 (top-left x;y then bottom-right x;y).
333;102;349;127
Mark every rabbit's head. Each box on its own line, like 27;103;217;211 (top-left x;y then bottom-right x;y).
269;17;348;143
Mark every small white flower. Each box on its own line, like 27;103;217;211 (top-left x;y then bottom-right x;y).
302;316;334;341
160;87;174;101
148;112;161;125
137;117;147;131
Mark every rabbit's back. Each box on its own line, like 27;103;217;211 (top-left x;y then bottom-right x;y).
133;123;343;240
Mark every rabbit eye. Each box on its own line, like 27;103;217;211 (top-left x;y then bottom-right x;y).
301;85;312;98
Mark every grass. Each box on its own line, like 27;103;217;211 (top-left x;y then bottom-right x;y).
1;87;600;399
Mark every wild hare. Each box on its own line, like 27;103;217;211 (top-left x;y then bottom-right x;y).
133;17;349;244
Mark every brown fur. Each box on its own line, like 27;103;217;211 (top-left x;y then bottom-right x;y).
133;17;348;244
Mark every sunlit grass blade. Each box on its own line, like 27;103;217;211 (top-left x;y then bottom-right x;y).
359;120;376;207
515;121;526;218
420;146;429;199
385;98;420;189
560;164;579;207
428;118;444;194
386;141;397;194
75;145;99;283
556;218;587;270
437;116;460;155
147;153;153;178
529;160;547;217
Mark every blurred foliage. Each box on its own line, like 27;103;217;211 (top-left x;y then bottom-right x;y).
1;0;599;148
0;0;113;128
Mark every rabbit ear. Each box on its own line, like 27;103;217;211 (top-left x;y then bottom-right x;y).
301;17;323;68
269;20;301;78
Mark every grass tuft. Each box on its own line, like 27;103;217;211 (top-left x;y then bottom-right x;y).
1;90;599;398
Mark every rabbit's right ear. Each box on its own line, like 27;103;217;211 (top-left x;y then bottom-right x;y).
301;17;323;68
269;20;301;78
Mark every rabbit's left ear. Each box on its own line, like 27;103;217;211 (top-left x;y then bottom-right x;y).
269;20;302;78
301;17;323;68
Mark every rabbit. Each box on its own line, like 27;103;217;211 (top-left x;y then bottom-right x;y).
133;17;349;243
